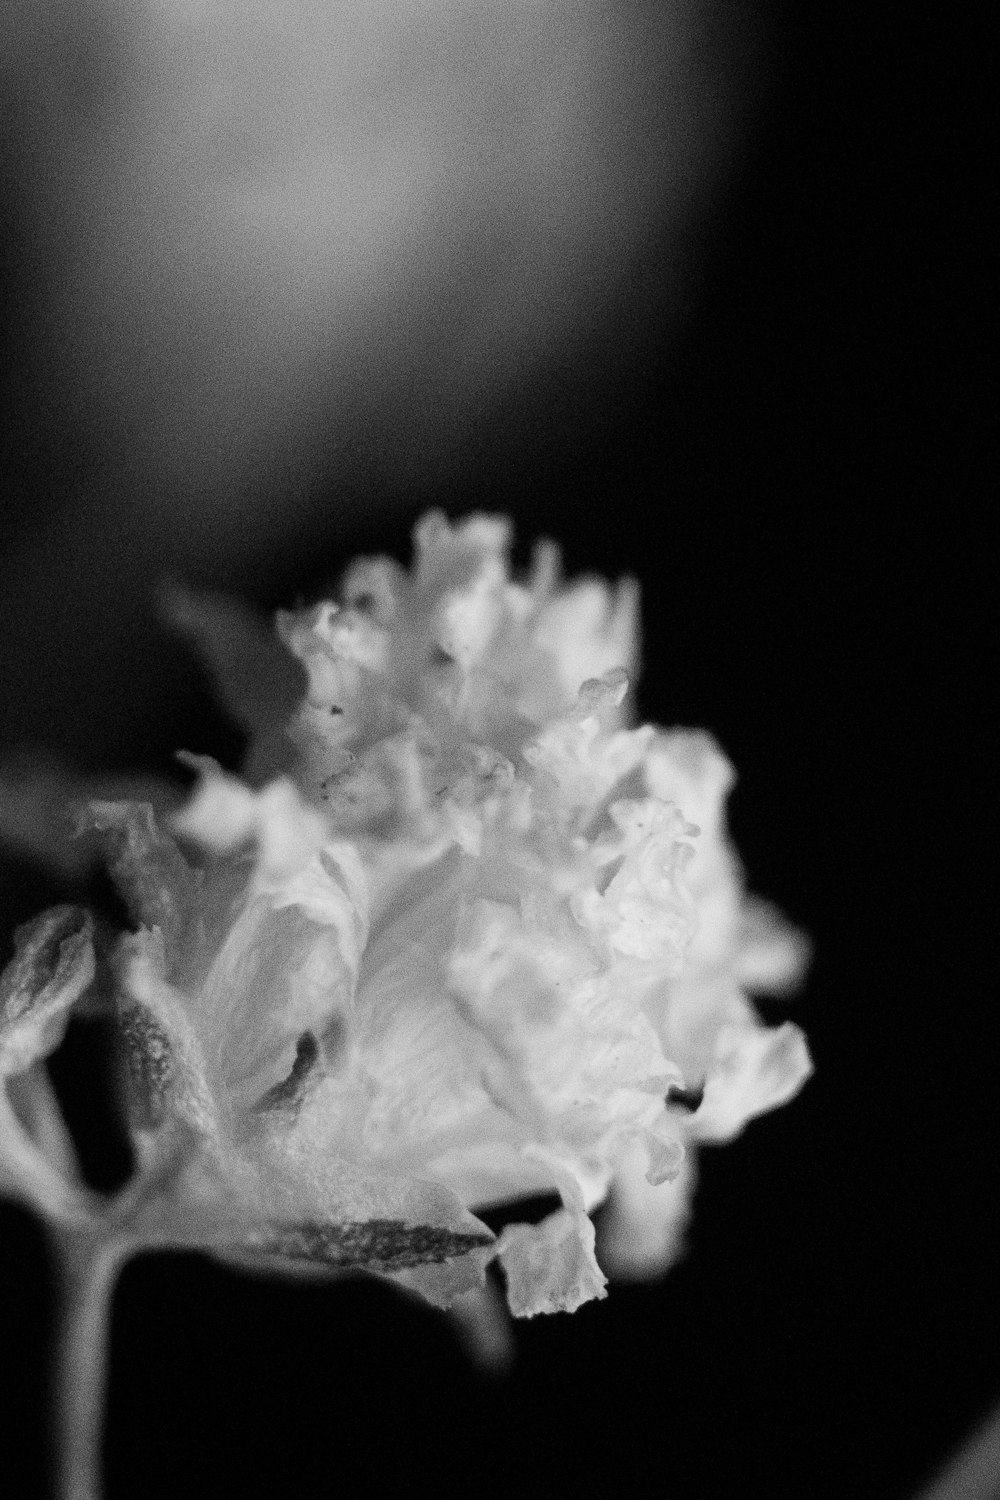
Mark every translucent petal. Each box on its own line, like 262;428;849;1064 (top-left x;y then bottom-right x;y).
693;1019;813;1142
445;1280;516;1372
385;1249;497;1310
529;575;639;715
522;685;654;825
172;768;329;890
597;1138;696;1281
571;797;696;964
497;1206;607;1317
254;1141;494;1270
162;770;373;1116
736;895;813;995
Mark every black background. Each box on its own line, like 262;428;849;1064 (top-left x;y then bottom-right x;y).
1;4;993;1498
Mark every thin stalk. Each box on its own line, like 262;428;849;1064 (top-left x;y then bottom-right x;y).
50;1229;129;1500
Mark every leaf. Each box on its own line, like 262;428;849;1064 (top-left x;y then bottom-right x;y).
242;1215;494;1274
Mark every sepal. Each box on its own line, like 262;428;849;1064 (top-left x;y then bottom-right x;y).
0;907;96;1220
81;802;202;978
0;907;95;1076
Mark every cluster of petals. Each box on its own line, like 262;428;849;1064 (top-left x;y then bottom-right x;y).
2;513;812;1323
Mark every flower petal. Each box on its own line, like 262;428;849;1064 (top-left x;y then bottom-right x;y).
497;1206;607;1317
693;1019;814;1142
444;1280;515;1371
172;766;328;890
242;1144;494;1285
529;575;639;718
597;1137;696;1281
736;895;813;995
167;769;371;1118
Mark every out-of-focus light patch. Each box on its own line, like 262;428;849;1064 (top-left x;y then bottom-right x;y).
2;1;772;557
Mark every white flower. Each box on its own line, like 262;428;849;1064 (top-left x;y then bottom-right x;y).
2;512;810;1324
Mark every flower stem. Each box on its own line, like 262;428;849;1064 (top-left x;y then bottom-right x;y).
50;1229;128;1500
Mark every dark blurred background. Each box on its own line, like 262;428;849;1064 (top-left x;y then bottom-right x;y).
1;2;993;1497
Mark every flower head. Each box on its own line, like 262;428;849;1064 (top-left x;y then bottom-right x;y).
3;513;811;1324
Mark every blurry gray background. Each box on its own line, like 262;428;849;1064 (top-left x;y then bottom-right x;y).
1;0;773;768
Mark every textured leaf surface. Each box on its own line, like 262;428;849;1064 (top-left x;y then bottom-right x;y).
244;1215;494;1272
0;906;95;1075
